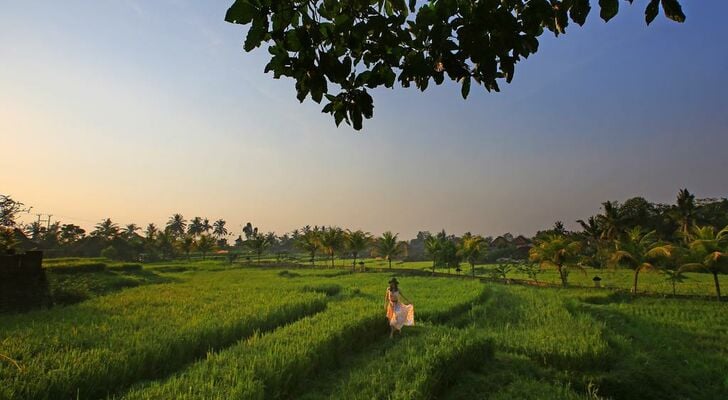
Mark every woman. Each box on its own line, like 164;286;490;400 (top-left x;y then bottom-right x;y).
384;278;414;338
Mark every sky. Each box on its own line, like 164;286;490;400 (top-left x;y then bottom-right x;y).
1;1;727;239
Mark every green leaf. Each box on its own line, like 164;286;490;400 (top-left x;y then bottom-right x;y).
408;0;417;13
460;75;471;99
645;0;660;25
599;0;619;22
225;0;257;24
570;0;592;26
350;108;363;130
661;0;686;23
244;16;267;51
285;30;302;52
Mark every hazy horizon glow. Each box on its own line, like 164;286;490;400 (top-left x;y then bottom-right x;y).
2;1;727;239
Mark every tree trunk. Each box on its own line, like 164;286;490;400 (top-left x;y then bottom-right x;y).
471;262;475;278
558;265;567;287
632;269;640;295
672;281;676;296
388;258;392;269
713;272;722;301
331;254;335;269
432;261;435;276
353;254;357;271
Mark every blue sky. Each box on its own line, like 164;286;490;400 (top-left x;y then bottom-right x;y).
1;1;727;238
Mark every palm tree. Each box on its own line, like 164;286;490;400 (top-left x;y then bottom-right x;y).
188;217;204;236
577;216;602;247
610;227;674;295
92;218;119;242
529;234;582;287
424;234;442;276
674;188;696;243
663;269;688;296
295;227;320;266
577;216;605;268
177;235;195;261
680;225;728;301
597;201;623;242
155;230;176;260
459;233;486;278
213;219;228;239
202;218;212;234
124;224;140;239
25;221;44;241
145;223;158;241
166;214;187;238
247;231;272;264
374;231;406;269
345;229;371;270
178;235;195;261
319;227;345;268
196;234;215;260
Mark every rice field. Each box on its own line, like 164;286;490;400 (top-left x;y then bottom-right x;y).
1;261;726;399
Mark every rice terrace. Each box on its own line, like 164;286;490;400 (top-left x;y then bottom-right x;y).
2;0;727;399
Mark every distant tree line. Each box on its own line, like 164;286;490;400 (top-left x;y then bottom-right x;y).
1;189;726;299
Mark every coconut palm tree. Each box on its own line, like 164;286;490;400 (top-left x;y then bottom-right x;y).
155;230;176;260
212;219;228;239
577;216;602;247
610;227;675;295
188;217;204;236
679;225;728;301
202;218;212;235
597;201;623;242
295;227;320;266
674;188;696;243
663;269;688;296
424;233;442;276
166;214;187;238
459;233;486;278
145;223;158;241
178;235;195;261
25;221;45;241
529;234;582;287
319;227;345;268
374;231;406;269
92;218;119;242
345;229;371;270
577;216;606;268
247;231;272;264
196;234;215;260
124;224;140;239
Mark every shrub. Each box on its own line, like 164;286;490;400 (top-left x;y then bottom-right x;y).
44;262;107;274
108;263;143;273
100;246;119;260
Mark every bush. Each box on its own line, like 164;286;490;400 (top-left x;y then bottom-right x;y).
108;263;143;272
44;262;107;274
100;246;119;260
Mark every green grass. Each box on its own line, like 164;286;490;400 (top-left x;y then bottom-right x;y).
0;270;328;400
45;268;168;305
2;259;726;400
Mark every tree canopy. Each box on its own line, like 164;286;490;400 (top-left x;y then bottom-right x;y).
225;0;685;130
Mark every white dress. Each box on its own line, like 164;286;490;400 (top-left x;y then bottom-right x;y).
386;288;414;330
